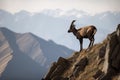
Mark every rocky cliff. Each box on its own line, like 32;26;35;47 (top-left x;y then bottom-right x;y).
44;24;120;80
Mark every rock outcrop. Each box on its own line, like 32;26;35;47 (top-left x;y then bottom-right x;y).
100;24;120;80
43;24;120;80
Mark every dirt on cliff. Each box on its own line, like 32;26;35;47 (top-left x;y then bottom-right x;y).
43;24;120;80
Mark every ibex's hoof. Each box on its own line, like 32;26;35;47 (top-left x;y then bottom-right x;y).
86;49;89;52
86;47;91;52
79;50;82;52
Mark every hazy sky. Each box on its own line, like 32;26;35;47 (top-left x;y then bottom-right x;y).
0;0;120;14
0;0;120;50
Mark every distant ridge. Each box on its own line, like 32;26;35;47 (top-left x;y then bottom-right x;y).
0;9;120;50
0;27;73;80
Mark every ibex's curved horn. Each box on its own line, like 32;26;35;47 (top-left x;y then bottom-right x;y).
72;20;76;24
68;20;76;33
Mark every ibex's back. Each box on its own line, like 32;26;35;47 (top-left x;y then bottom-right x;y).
77;25;97;38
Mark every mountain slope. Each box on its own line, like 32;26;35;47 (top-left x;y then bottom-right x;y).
44;24;120;80
0;29;13;77
0;27;73;80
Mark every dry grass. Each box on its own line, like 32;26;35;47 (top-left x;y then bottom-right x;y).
62;40;108;80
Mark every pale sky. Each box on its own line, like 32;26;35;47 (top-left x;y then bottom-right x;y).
0;0;120;50
0;0;120;14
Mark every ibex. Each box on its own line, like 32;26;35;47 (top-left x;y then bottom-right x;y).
68;20;97;52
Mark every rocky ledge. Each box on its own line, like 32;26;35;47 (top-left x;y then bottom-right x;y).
43;24;120;80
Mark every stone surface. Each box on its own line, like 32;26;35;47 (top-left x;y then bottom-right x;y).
101;24;120;80
72;57;88;77
44;57;70;80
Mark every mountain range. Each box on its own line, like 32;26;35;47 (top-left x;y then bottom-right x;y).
0;27;73;80
0;9;120;50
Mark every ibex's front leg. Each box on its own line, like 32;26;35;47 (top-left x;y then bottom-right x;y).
79;38;83;52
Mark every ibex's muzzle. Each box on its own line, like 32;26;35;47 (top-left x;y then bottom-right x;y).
68;30;71;33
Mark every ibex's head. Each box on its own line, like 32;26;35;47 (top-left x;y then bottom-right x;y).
68;20;76;33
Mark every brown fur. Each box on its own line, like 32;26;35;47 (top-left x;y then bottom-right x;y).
68;20;97;52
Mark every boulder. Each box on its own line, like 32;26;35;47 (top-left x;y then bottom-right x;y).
44;57;70;80
44;62;57;80
99;46;106;59
72;57;88;77
116;24;120;42
101;24;120;80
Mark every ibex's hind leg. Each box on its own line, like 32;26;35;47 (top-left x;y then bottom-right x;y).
79;39;83;52
86;37;94;52
91;37;95;47
88;37;94;48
